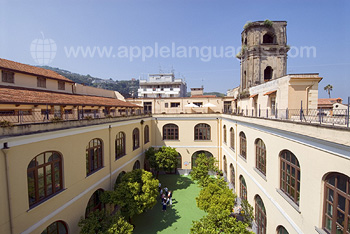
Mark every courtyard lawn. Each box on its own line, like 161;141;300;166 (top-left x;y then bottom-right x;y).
133;174;206;234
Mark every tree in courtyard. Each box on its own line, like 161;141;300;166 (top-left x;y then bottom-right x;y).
240;199;254;227
190;211;253;234
145;146;179;176
102;169;159;222
190;153;218;187
155;146;179;173
196;178;236;214
145;147;159;173
324;84;333;98
78;209;133;234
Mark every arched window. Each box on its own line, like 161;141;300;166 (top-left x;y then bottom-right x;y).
255;138;266;175
280;150;300;204
133;128;140;150
255;195;267;234
223;155;227;175
323;173;350;234
86;139;103;175
263;33;274;44
177;153;182;169
230;127;235;149
230;163;235;189
243;71;247;90
114;171;126;189
277;226;289;234
85;189;104;217
194;123;211;140
41;221;68;234
144;125;149;144
191;150;213;169
133;160;140;170
27;151;63;207
223;125;227;143
240;175;247;200
115;132;126;160
163;124;179;140
239;132;247;159
264;66;273;81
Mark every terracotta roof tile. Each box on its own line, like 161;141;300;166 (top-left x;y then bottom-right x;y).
318;98;343;105
0;58;73;83
0;86;139;108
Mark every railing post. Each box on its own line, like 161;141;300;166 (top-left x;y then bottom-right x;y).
300;101;303;121
275;103;278;118
319;108;322;124
266;109;268;118
286;108;289;120
259;104;261;117
347;97;350;128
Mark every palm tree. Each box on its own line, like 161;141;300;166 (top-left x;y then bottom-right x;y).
324;84;333;98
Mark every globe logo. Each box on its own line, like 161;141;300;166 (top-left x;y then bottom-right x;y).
30;32;57;65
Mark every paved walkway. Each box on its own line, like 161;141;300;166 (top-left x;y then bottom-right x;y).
133;174;206;234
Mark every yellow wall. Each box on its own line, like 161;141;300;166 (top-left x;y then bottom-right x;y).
0;114;349;234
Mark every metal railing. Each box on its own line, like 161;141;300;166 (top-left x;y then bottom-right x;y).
0;109;148;126
224;107;350;128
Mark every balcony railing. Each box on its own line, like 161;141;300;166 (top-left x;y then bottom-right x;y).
0;109;148;126
224;108;350;128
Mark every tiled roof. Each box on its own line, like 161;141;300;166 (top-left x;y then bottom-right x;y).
0;58;73;83
0;86;139;108
318;98;342;105
263;90;277;96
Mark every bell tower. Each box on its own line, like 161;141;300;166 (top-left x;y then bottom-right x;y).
237;20;289;91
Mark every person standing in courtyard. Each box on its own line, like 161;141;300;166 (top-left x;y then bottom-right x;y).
167;190;172;206
162;197;167;211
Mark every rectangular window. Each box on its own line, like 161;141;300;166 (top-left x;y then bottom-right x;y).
193;102;203;107
37;77;46;88
165;103;169;108
170;102;180;108
58;81;65;90
2;70;14;83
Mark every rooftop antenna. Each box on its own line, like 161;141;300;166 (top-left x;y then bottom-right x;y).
159;64;163;74
171;66;175;75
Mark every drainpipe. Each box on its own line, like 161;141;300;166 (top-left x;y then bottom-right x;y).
235;122;238;194
108;125;112;189
305;83;314;111
217;117;221;171
2;143;13;234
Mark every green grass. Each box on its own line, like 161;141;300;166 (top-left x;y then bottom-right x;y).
133;174;206;234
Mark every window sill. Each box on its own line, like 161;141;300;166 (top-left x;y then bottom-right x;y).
253;168;267;181
315;227;328;234
133;147;140;151
276;188;301;213
238;154;247;162
194;140;212;142
163;139;180;141
229;147;235;152
27;188;66;212
115;154;127;161
86;166;105;177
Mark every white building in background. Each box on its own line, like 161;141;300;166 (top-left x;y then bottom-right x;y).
138;73;187;98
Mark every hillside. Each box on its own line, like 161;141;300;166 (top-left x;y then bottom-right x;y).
39;66;139;98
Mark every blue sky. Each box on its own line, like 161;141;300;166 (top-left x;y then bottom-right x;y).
0;0;349;100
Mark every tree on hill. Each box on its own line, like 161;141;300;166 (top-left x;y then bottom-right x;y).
78;209;133;234
190;211;253;234
190;153;218;187
196;178;236;214
102;169;159;222
324;84;333;98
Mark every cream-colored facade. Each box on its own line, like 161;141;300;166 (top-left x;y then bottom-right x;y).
0;112;349;234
